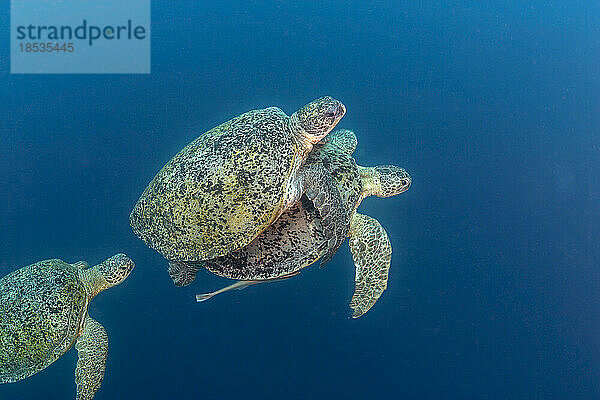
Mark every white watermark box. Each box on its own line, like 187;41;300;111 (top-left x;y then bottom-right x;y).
11;0;151;74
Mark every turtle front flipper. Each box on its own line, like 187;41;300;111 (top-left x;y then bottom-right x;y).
168;260;201;287
75;317;108;400
348;213;392;318
298;163;350;266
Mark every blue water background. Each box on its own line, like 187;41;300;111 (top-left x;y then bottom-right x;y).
1;1;599;399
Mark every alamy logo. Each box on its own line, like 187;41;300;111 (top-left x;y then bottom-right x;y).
11;0;151;74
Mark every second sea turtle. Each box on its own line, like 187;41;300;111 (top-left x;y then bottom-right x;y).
0;254;135;399
171;129;411;318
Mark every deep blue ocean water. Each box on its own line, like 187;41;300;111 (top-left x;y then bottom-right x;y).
1;1;599;399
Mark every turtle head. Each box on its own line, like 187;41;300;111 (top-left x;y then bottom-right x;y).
291;96;346;145
96;253;135;287
359;165;411;198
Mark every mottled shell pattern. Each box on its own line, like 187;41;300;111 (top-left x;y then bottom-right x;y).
130;107;297;261
0;260;88;383
202;137;362;280
130;96;345;263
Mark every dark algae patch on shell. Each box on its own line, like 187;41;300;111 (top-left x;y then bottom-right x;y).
130;107;297;262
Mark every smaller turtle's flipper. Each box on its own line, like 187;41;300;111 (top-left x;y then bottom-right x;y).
348;213;392;318
169;260;201;287
75;317;108;400
196;272;300;303
299;164;350;267
318;128;357;154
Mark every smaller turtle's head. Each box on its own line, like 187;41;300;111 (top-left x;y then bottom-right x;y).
360;165;411;198
291;96;346;144
96;253;135;287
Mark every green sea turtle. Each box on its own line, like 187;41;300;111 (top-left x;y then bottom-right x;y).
0;254;135;400
173;129;412;318
130;96;348;276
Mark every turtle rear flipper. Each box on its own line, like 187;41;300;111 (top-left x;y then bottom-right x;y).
348;213;392;318
169;260;200;287
75;317;108;400
299;163;350;266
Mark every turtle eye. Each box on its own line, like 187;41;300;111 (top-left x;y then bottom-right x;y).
324;105;339;118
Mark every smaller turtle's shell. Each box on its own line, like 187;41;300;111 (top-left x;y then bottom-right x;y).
130;107;299;261
203;196;323;280
0;260;87;383
203;143;362;280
